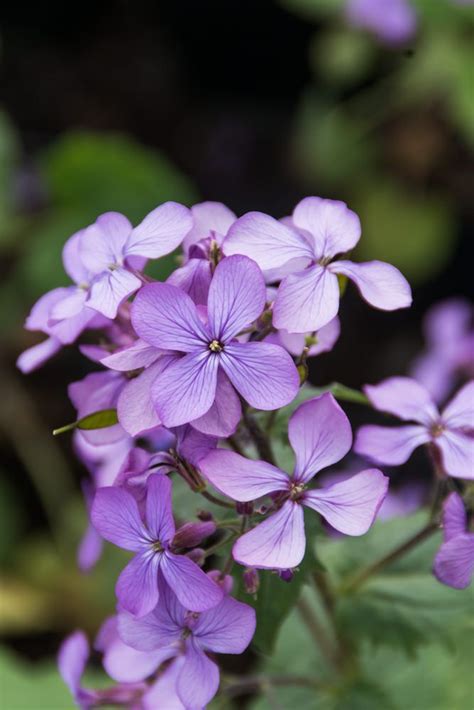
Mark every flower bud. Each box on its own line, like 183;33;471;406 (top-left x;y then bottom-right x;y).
207;570;234;595
186;548;205;566
172;521;216;549
278;569;294;583
197;509;214;522
243;568;260;595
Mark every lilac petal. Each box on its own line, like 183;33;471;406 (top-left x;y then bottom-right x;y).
16;336;62;373
233;501;305;569
161;552;223;611
116;551;161;617
77;523;103;572
131;282;209;352
104;639;169;683
152;351;219;427
436;430;474;479
273;264;340;333
354;424;430;465
364;376;438;425
80;212;132;273
142;658;186;710
329;260;412;311
68;371;125;445
207;255;266;341
125;202;192;259
58;630;89;696
91;486;148;551
86;268;142;319
223;211;313;269
145;474;176;543
303;469;388;535
277;316;341;357
25;288;70;331
184;200;236;253
292;197;361;260
190;370;241;437
194;596;256;654
220;341;299;410
410;353;454;404
200;449;288;502
62;230;91;285
175;425;217;466
167;258;212;305
50;307;99;345
442;492;467;542
346;0;417;45
433;534;474;589
177;640;220;709
289;393;352;483
118;593;183;652
424;298;472;348
49;287;88;321
117;358;175;436
101;339;162;371
441;381;474;430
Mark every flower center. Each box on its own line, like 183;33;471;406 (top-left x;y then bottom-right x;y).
430;422;445;438
151;540;164;553
289;482;306;501
209;339;223;353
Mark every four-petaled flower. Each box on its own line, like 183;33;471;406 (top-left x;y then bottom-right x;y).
91;474;223;617
433;492;474;590
223;196;412;333
355;378;474;479
201;393;388;569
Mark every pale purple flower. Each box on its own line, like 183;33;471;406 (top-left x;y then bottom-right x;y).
78;204;192;319
118;582;256;709
224;197;412;333
434;493;474;589
201;393;388;569
58;630;145;709
91;474;223;616
266;316;341;358
130;255;300;429
345;0;417;45
69;370;129;447
355;378;474;479
411;299;474;403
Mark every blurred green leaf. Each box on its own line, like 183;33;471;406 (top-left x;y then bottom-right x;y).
0;648;72;709
53;408;118;436
311;30;375;86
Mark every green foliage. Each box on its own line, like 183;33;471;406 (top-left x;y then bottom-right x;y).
53;408;119;436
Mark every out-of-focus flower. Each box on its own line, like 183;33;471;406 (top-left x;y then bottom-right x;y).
345;0;417;45
434;492;474;589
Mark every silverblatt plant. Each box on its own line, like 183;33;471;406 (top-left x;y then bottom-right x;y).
19;198;473;709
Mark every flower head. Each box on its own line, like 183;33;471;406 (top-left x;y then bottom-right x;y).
433;493;474;589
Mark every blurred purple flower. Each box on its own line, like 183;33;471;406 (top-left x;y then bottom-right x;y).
201;394;388;570
224;197;411;332
434;492;474;589
355;378;474;479
266;316;341;359
345;0;417;45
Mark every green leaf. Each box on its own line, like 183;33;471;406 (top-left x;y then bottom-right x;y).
53;408;118;436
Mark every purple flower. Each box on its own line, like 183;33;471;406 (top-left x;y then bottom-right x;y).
345;0;417;45
130;254;300;429
78;204;192;319
224;197;412;333
69;370;128;447
433;493;474;589
266;316;341;359
91;474;223;616
118;582;256;709
411;298;474;403
201;393;388;569
355;378;474;479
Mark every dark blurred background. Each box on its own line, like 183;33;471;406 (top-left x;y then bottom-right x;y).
0;1;473;707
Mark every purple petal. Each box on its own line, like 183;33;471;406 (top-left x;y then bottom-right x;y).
161;552;223;611
118;587;183;651
223;211;313;269
131;282;209;352
233;501;305;569
86;268;142;319
346;0;417;45
184;200;236;253
91;486;148;551
51;307;100;346
190;370;241;437
424;298;472;348
58;630;89;696
68;371;125;445
116;551;160;617
62;230;91;285
25;287;68;332
101;339;162;371
442;492;466;542
410;353;454;404
303;469;388;535
16;336;62;374
200;449;288;501
441;381;474;430
117;358;175;436
364;376;438;425
433;533;474;589
289;393;352;483
152;351;219;427
194;596;256;653
436;430;474;479
175;425;217;466
77;523;103;572
329;260;412;312
142;658;186;710
207;255;266;341
102;628;170;683
167;258;212;305
273;264;340;333
79;212;132;273
277;316;341;357
145;474;176;543
49;287;88;321
354;424;430;465
292;197;361;260
177;641;220;709
220;341;299;410
125;202;192;259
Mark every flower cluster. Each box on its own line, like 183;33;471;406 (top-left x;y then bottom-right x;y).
19;197;473;708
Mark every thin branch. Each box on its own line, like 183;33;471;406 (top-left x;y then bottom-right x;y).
241;406;276;465
200;490;235;509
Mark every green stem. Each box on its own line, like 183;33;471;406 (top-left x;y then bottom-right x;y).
296;596;339;672
222;673;322;697
241;405;276;465
200;490;235;509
